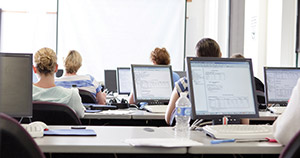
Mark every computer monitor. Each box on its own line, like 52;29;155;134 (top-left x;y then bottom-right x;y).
131;65;174;104
264;67;300;105
187;57;258;124
174;71;186;78
117;67;132;95
104;70;117;92
0;53;33;118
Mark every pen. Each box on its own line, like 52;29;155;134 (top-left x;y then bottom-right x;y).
211;139;235;144
235;139;268;143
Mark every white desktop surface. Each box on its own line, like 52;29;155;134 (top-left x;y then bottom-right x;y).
35;126;186;154
35;126;283;154
83;109;277;121
160;127;283;154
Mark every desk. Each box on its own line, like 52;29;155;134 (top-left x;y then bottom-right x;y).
35;126;283;155
83;109;278;126
160;127;283;154
36;126;186;154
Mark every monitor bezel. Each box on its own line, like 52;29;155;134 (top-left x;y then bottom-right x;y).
264;66;300;105
131;64;174;104
0;52;33;118
116;67;131;95
187;57;259;121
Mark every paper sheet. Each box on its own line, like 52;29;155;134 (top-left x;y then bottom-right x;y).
124;138;203;147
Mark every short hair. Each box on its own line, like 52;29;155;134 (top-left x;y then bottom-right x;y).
34;47;57;76
64;50;82;74
150;47;170;65
195;38;221;57
230;53;245;59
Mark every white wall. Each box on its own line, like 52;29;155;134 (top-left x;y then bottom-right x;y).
244;0;297;81
185;0;229;59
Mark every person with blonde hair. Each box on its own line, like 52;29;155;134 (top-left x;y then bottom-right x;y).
165;38;222;125
128;47;180;104
55;50;106;104
32;47;85;118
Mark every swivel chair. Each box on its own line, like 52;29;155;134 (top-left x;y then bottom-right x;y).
79;89;97;104
0;113;45;158
32;101;82;125
279;129;300;158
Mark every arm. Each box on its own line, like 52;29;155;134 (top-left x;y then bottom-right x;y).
96;91;107;105
273;79;300;145
165;88;179;125
70;89;86;118
128;91;135;104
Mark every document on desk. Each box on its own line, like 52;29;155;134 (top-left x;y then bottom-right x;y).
101;110;132;115
125;138;203;147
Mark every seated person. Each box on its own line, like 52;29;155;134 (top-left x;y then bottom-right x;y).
273;78;300;145
55;50;106;105
165;38;222;125
128;47;180;104
150;47;180;83
32;47;85;118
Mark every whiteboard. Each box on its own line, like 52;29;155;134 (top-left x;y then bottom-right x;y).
57;0;186;81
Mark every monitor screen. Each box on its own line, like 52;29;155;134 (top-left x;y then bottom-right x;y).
104;70;117;92
0;53;33;117
131;65;174;104
264;67;300;105
187;57;258;123
117;67;132;95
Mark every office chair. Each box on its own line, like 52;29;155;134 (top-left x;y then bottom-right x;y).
254;77;265;104
32;101;82;125
79;89;97;104
0;113;45;158
279;129;300;158
55;69;64;78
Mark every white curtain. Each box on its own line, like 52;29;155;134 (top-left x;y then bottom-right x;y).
58;0;186;81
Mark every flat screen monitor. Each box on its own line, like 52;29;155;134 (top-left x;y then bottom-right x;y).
174;71;186;78
187;57;258;124
0;53;33;118
131;65;174;104
264;67;300;105
104;70;117;92
117;67;132;95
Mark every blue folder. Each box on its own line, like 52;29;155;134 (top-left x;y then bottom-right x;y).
44;129;97;136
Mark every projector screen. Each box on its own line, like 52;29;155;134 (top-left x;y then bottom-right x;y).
57;0;186;81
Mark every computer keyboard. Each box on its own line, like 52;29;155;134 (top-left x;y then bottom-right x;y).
268;106;286;114
144;105;167;113
202;124;273;139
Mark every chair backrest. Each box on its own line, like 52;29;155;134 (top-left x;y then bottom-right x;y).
79;89;97;104
254;77;265;104
32;101;82;125
0;113;45;158
280;129;300;158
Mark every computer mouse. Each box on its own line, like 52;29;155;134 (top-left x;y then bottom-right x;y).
143;127;154;132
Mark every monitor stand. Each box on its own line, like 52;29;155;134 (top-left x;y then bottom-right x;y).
212;116;241;125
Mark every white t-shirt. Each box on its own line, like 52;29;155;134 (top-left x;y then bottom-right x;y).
273;78;300;145
32;85;85;118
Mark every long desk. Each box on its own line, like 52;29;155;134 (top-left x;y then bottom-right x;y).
36;126;186;154
35;126;283;156
82;109;279;126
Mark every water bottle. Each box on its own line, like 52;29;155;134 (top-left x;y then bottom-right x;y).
175;92;191;139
